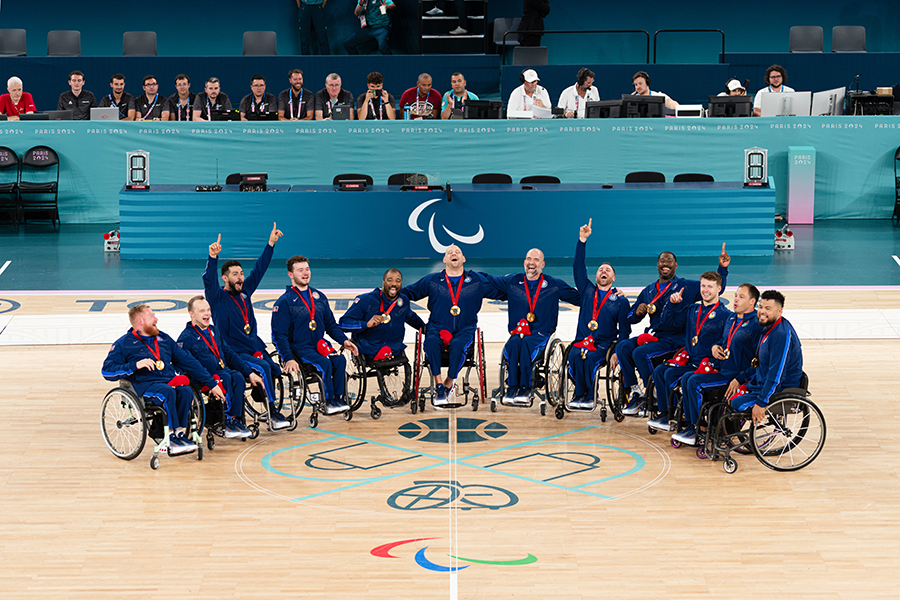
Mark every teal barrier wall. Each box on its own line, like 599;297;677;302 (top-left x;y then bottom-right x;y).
2;117;895;224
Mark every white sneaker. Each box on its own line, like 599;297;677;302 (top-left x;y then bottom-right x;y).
425;7;444;15
449;27;468;35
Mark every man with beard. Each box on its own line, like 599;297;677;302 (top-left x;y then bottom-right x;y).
103;304;225;454
178;296;266;439
728;290;803;426
193;77;232;121
278;69;314;121
404;245;505;406
203;224;291;430
619;244;730;417
272;255;359;414
97;73;136;120
566;219;630;409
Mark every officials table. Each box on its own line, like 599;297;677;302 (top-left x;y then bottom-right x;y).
119;182;775;260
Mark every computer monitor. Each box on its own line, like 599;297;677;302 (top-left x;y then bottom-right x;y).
585;100;622;119
706;96;752;118
620;94;665;118
811;87;846;116
210;109;240;121
20;113;50;121
759;91;812;117
245;111;278;121
47;110;73;120
463;100;502;119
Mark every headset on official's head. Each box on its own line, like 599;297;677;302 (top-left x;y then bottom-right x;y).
576;67;594;89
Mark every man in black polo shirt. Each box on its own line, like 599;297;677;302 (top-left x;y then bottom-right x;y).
239;74;277;120
98;73;136;120
193;77;232;121
314;73;354;120
57;70;96;121
277;69;314;121
356;72;396;120
168;74;196;122
134;75;171;121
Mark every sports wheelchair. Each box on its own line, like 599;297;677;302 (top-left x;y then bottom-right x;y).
101;380;205;470
557;340;625;421
243;350;302;435
700;373;826;473
345;350;414;419
271;348;361;429
412;328;486;411
490;335;565;415
622;346;679;429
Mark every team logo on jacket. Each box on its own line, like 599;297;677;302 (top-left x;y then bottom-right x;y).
398;298;404;306
464;276;471;283
313;292;320;299
709;311;716;319
408;197;485;254
541;280;548;288
353;297;360;304
273;305;279;312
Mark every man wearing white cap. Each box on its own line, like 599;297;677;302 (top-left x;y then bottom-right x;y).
717;78;747;97
507;68;551;118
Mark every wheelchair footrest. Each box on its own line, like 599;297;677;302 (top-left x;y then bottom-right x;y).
500;397;533;408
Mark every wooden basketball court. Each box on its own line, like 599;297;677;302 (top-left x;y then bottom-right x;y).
2;287;900;599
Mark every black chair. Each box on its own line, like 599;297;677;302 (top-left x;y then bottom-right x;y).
832;26;866;52
0;147;19;232
388;173;428;185
333;173;374;186
123;31;158;56
225;173;242;185
789;26;823;52
673;173;714;183
625;171;665;183
512;46;548;66
243;31;277;56
493;17;521;62
472;173;513;184
0;29;27;56
47;30;81;56
17;146;60;228
520;175;560;184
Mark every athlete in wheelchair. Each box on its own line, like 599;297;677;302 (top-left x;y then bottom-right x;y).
487;246;579;414
339;268;426;419
702;290;825;472
101;304;224;469
272;255;360;427
404;244;502;409
559;220;631;420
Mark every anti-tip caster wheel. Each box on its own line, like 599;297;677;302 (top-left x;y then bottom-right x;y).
150;455;160;470
309;415;318;428
490;399;498;413
555;407;564;420
670;438;682;449
207;435;215;450
648;426;657;435
614;413;625;423
540;403;546;416
724;458;738;474
696;446;708;460
344;410;353;422
197;445;204;461
411;401;418;415
371;406;382;420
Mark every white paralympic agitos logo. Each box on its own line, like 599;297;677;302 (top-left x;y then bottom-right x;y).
408;198;484;253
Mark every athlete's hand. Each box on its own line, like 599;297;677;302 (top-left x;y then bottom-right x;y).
269;222;284;246
724;378;740;400
284;359;300;375
579;218;592;242
248;372;264;387
136;358;156;371
752;403;767;425
669;290;683;304
711;344;726;360
210;384;226;401
719;242;731;268
367;315;384;328
635;303;648;317
608;353;618;372
344;340;359;356
209;234;222;258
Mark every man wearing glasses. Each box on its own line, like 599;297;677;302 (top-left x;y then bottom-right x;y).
134;75;171;121
240;75;277;120
753;65;793;117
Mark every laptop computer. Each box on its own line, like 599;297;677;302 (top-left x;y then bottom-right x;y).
245;111;278;122
331;104;352;121
91;107;120;121
20;113;50;121
47;110;73;121
210;109;240;121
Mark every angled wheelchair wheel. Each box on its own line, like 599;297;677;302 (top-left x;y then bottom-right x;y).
345;352;367;412
101;387;148;460
605;350;625;422
544;338;565;408
188;385;206;439
493;355;508;401
375;357;411;408
751;394;826;472
475;328;487;410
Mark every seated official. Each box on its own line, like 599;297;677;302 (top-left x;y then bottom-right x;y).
240;74;277;121
557;68;600;118
399;73;442;120
314;73;355;120
0;76;36;120
102;305;225;454
134;75;171;121
193;77;232;121
727;290;803;425
753;65;794;117
356;71;396;120
339;268;424;359
647;271;731;433
441;72;479;119
272;255;359;414
168;74;196;122
631;70;679;110
178;296;266;439
567;219;630;408
717;78;747;97
674;283;762;445
278;69;314;121
57;70;96;121
98;73;136;120
507;69;551;118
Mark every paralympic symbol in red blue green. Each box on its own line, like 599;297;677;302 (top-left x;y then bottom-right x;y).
371;538;537;572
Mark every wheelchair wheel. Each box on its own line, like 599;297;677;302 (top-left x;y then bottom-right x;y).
475;328;487;410
412;328;426;413
188;385;206;438
544;338;564;408
345;352;367;413
751;395;825;472
375;358;412;408
101;387;148;460
494;355;508;401
605;353;625;423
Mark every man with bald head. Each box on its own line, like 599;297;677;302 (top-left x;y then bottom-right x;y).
488;248;580;406
404;245;505;405
399;73;442;119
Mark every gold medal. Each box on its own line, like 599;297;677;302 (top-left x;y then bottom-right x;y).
647;304;656;315
382;313;391;324
588;320;598;331
243;323;251;335
450;305;460;316
526;312;535;323
309;320;317;331
691;336;699;346
155;360;164;371
751;357;759;368
219;359;225;369
723;348;731;359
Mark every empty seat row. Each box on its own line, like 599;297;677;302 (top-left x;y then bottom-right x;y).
790;25;867;53
0;146;61;232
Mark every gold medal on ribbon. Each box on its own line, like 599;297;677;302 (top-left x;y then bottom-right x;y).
155;360;165;371
243;323;251;335
219;359;225;369
691;336;699;346
526;312;536;323
450;305;461;316
382;314;391;324
309;320;317;331
751;357;759;368
647;304;657;315
588;320;598;331
723;348;731;360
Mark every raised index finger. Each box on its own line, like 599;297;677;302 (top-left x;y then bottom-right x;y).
588;217;592;228
272;222;277;231
721;242;726;254
216;233;221;244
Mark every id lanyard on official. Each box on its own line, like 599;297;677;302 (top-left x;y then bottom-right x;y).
368;97;384;119
192;324;225;368
522;275;543;322
229;293;251;334
109;94;126;119
132;330;163;370
692;301;720;345
206;95;219;119
142;94;158;120
290;88;303;119
252;96;265;113
292;287;317;330
380;290;398;321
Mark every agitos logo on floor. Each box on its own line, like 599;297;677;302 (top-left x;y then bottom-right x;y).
371;538;537;572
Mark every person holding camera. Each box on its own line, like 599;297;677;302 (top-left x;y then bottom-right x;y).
356;72;396;120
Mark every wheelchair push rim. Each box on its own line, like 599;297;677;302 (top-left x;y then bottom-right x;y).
101;388;148;460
